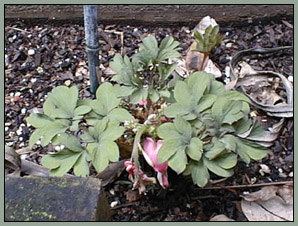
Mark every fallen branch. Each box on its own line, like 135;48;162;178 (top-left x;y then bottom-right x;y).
198;181;293;190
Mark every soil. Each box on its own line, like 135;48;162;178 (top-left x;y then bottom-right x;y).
4;15;293;221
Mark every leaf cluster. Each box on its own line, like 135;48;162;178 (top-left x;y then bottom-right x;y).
110;35;181;104
158;72;268;187
26;83;133;177
193;25;223;53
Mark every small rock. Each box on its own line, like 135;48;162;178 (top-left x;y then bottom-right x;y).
64;80;71;86
15;92;21;97
288;76;293;82
226;43;233;48
288;172;293;177
110;200;119;208
21;108;27;114
28;49;35;56
259;164;271;176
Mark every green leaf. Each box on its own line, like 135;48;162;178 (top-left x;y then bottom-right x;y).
81;131;95;143
94;82;121;115
185;159;210;187
164;103;189;118
130;88;148;104
203;157;234;178
174;116;192;140
209;80;225;95
158;63;178;80
39;121;69;147
73;151;90;177
186;137;203;161
90;119;108;140
157;139;184;163
237;139;267;162
91;145;109;173
148;86;160;103
157;123;183;140
234;116;252;135
99;122;125;142
168;149;187;174
110;54;136;86
159;89;171;98
99;140;119;162
29;129;42;148
74;105;92;117
196;94;217;112
247;121;265;138
26;113;52;128
205;140;225;160
58;133;83;152
216;153;237;169
174;81;191;105
107;108;134;122
45;86;78;118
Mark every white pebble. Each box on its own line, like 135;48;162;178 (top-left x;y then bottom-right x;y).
21;108;27;114
225;32;229;36
36;140;41;145
185;29;191;34
60;145;65;150
30;78;37;83
20;154;28;160
19;137;23;141
10;92;14;97
110;200;119;208
278;168;283;173
288;172;293;177
133;28;138;32
6;142;14;147
28;49;35;56
16;128;22;136
15;92;21;97
55;146;61;151
259;164;271;174
226;43;233;48
5;127;9;132
288;76;293;82
109;189;115;196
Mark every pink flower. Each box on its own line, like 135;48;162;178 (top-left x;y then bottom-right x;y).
139;100;148;106
142;137;169;188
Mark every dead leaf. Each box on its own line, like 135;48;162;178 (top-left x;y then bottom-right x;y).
242;186;278;202
209;214;235;221
5;145;21;176
241;185;293;221
97;159;127;186
277;185;293;205
126;189;141;202
241;196;293;221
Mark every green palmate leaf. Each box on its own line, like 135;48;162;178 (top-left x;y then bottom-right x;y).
148;86;160;103
90;140;120;173
168;149;188;174
234;116;253;135
110;54;136;86
98;122;125;142
184;159;210;187
203;157;234;178
29;129;42;148
204;140;226;160
81;131;95;143
73;105;92;118
223;90;250;103
216;153;238;169
186;72;211;104
237;139;267;163
209;80;225;95
107;108;134;122
174;116;192;139
26;113;52;128
174;81;192;105
247;120;265;138
58;133;83;152
158;63;178;80
157;138;184;163
157;123;183;140
39;120;69;147
41;149;81;176
196;94;217;113
114;84;136;97
157;36;181;61
186;137;203;161
44;86;78;118
73;151;90;177
159;89;171;98
220;134;237;151
164;103;190;118
130;87;148;104
93;82;121;116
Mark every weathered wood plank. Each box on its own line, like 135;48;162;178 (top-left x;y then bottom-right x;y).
5;5;293;24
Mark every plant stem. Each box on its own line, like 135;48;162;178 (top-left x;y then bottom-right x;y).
131;125;148;181
200;52;209;71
